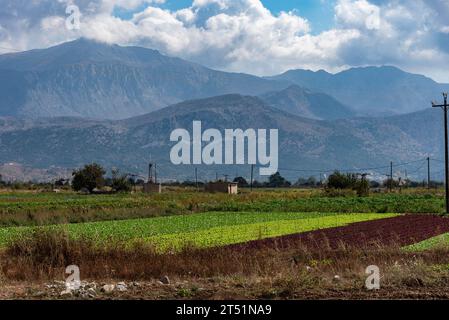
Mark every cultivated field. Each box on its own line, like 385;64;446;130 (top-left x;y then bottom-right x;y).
1;187;449;300
0;211;397;251
0;188;443;226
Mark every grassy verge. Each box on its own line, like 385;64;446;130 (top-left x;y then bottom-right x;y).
4;229;449;301
405;233;449;251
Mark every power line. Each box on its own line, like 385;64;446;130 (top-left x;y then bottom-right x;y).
403;162;426;176
145;157;447;183
432;93;449;213
432;169;446;176
254;158;428;175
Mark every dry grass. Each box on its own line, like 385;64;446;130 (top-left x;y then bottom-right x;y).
3;230;449;299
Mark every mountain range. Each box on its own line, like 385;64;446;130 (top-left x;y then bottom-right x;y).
0;39;288;119
1;39;448;120
0;39;446;181
269;67;449;116
0;94;443;181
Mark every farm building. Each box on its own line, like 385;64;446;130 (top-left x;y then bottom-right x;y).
143;182;162;194
205;181;238;194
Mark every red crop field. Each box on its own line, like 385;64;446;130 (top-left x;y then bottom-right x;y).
232;215;449;250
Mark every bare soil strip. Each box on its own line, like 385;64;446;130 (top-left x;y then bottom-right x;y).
230;215;449;250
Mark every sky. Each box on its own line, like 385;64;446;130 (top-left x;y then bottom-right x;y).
139;0;338;33
0;0;449;82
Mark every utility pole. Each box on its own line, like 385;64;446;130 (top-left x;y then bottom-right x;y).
195;167;198;192
390;161;393;192
148;163;153;183
427;157;431;189
154;163;157;184
432;93;449;214
250;164;254;192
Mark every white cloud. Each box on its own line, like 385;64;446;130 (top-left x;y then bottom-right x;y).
333;0;449;81
335;0;381;30
441;26;449;34
79;0;355;75
0;0;448;82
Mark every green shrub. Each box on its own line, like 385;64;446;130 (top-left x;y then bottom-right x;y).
72;163;106;192
111;169;131;192
327;171;370;197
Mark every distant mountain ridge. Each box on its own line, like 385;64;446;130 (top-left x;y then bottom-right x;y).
0;39;447;120
0;94;443;181
0;39;447;181
260;85;355;120
0;39;288;120
269;66;449;116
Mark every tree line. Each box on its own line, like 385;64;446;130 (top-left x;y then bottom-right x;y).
0;163;442;194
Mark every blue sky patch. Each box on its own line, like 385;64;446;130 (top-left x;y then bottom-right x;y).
113;0;337;33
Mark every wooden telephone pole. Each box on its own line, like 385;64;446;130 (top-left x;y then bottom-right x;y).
148;163;153;183
390;161;393;192
250;164;254;192
432;93;449;213
195;167;199;191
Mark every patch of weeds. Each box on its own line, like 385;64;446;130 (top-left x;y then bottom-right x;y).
258;289;279;299
177;288;193;298
308;259;333;268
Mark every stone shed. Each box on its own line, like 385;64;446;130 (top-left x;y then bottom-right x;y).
205;181;238;194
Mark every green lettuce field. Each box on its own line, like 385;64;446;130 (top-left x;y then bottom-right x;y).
0;211;397;251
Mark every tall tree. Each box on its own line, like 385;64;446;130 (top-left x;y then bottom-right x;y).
72;163;106;192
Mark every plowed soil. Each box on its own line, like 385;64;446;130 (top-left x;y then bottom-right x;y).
231;215;449;250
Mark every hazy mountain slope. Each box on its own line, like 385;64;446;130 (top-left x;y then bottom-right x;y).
260;85;355;120
0;95;443;181
2;39;447;121
0;39;288;120
340;108;443;161
269;66;449;116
